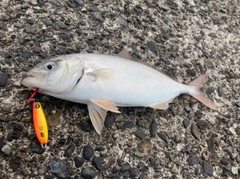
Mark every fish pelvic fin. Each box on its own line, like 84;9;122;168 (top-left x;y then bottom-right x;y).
90;99;120;113
88;99;120;134
188;74;216;110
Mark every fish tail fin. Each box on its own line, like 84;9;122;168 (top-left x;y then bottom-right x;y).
188;74;216;110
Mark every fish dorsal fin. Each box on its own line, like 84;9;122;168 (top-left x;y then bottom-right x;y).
86;69;115;82
117;49;140;61
149;99;174;110
88;99;120;134
90;99;120;113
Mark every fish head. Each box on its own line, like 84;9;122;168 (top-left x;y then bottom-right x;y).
21;55;84;94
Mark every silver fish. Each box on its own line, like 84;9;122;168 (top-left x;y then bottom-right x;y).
21;51;216;134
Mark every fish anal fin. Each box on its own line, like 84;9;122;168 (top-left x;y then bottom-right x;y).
87;69;115;82
90;99;120;113
149;99;174;110
88;103;107;135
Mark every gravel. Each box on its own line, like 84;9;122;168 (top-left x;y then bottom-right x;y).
0;0;239;178
0;73;8;87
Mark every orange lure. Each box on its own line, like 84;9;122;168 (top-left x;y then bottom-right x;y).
32;101;48;148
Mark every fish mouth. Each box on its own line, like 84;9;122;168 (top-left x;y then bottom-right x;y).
26;72;36;78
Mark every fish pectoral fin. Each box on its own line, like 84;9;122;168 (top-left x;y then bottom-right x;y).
149;99;174;110
90;99;120;113
86;69;115;82
88;103;107;135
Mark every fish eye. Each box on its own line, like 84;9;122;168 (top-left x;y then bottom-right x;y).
45;62;56;71
47;64;53;70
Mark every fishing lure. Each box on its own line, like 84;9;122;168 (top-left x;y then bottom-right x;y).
32;101;48;148
27;88;48;148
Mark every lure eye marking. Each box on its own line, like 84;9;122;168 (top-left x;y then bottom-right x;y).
35;104;40;108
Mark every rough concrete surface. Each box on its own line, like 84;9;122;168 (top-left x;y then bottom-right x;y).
0;0;239;178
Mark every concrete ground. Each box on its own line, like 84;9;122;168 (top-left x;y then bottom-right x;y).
0;0;239;178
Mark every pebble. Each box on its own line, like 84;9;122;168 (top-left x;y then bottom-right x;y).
79;20;86;26
0;115;9;122
92;157;103;171
52;0;61;6
121;162;131;172
174;135;182;143
147;41;157;52
9;158;21;170
139;174;145;179
202;161;213;176
187;155;200;166
134;129;146;139
231;167;238;175
171;164;179;174
117;18;128;26
206;136;216;152
62;32;70;40
117;159;123;166
220;158;228;165
0;32;5;38
22;51;32;59
13;124;23;131
31;144;45;154
79;120;93;132
104;116;115;128
194;110;203;119
183;119;190;128
112;166;119;173
217;87;223;96
83;145;94;160
208;33;217;38
30;0;38;5
236;155;240;163
149;119;157;137
158;132;168;143
88;7;100;12
191;124;200;139
49;158;70;178
81;167;96;179
64;144;75;157
11;130;22;140
186;69;196;77
74;0;84;7
121;121;135;131
38;164;47;175
137;161;147;171
0;73;8;87
57;21;67;29
1;144;11;155
74;156;85;168
137;139;152;153
134;151;145;158
130;168;137;177
92;13;104;23
197;120;209;130
149;157;156;166
25;24;36;34
43;19;52;26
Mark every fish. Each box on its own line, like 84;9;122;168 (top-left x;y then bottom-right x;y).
21;50;216;134
32;101;48;148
